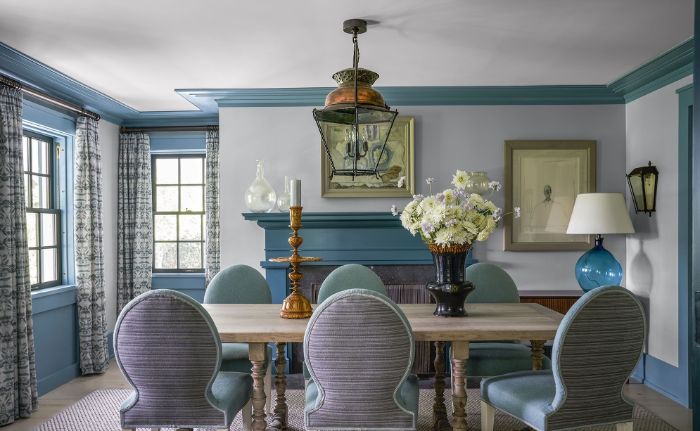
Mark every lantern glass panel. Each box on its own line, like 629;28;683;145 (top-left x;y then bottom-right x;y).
628;174;644;212
643;171;657;210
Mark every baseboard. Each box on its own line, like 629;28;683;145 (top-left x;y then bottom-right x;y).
37;362;80;396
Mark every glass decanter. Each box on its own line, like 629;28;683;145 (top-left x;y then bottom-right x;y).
244;160;277;213
276;176;291;212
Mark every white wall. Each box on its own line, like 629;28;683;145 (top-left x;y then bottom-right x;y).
220;104;626;292
625;76;691;366
99;119;119;332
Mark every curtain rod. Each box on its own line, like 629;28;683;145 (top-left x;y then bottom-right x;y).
0;73;101;121
120;125;218;133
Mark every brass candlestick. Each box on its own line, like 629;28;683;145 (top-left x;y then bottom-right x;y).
269;206;320;319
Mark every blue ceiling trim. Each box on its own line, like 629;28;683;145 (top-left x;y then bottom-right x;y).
608;38;694;102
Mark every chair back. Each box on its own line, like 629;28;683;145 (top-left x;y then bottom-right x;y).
548;285;646;429
114;289;224;427
465;263;519;303
317;264;387;303
204;264;272;304
304;289;415;429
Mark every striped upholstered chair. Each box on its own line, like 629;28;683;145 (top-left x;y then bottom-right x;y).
464;263;551;376
304;289;419;431
480;285;646;431
114;289;253;431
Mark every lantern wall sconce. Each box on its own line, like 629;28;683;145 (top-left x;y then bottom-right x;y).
313;19;399;180
626;161;659;216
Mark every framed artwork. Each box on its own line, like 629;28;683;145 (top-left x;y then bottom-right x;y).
504;140;596;251
321;116;415;198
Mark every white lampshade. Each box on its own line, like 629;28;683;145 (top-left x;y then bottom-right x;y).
566;193;635;235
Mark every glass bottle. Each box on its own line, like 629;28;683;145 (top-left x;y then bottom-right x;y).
464;171;491;195
244;160;277;213
277;176;291;212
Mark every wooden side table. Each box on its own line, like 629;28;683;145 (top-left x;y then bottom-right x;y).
519;290;582;315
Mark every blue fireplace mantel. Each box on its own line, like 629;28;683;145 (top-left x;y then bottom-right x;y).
243;212;475;303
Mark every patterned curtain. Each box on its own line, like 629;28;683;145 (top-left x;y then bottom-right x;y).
0;83;37;425
74;116;109;374
205;126;220;284
117;132;152;312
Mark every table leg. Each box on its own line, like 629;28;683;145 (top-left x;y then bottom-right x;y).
450;341;469;431
249;343;268;431
269;342;288;430
530;340;545;370
432;341;451;431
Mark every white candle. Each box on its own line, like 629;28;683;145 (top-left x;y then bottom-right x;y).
290;179;301;207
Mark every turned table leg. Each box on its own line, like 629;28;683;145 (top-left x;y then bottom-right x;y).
450;341;469;431
249;343;268;431
530;340;545;370
432;341;451;431
269;342;288;430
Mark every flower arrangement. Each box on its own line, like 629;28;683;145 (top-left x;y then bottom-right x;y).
392;170;519;249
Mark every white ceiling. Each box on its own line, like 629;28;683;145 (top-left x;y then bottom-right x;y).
0;0;693;112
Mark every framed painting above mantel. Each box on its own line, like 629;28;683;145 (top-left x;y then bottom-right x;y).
321;116;415;198
504;140;596;251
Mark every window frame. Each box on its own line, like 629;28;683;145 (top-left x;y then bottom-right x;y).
23;130;62;290
151;154;206;274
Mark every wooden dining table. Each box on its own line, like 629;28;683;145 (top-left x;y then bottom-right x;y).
203;303;563;431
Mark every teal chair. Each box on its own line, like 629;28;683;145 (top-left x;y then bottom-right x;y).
304;289;419;430
303;264;388;382
204;264;273;412
481;285;645;431
463;263;551;377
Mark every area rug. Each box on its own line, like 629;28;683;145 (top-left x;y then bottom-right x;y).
36;389;676;431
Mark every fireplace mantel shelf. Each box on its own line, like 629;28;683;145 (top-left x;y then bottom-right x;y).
243;211;401;229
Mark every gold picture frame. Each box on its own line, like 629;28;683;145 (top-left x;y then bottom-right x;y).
504;140;596;251
321;116;415;198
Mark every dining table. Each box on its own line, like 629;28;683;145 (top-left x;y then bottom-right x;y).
203;302;563;431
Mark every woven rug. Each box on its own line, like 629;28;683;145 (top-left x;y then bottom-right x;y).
36;389;676;431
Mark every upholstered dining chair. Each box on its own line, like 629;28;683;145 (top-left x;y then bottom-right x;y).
114;289;253;431
463;262;551;377
204;264;273;412
304;289;419;431
481;285;646;431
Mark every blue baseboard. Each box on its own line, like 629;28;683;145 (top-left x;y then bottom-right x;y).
641;353;689;407
37;362;80;396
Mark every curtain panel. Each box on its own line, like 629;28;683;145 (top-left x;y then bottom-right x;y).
205;126;220;284
117;132;152;312
0;83;37;425
74;116;109;374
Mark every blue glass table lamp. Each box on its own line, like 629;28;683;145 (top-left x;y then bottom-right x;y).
566;193;635;292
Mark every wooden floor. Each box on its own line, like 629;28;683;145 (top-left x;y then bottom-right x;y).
4;360;693;431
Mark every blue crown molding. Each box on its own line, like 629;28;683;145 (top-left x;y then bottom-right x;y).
608;38;694;103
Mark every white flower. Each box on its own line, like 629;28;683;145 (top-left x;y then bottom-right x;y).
492;207;503;221
488;181;502;192
397;176;406;188
514;207;521;218
425;177;435;185
390;205;399;216
452;170;469;190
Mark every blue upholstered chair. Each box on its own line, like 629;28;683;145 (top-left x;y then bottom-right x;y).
480;286;646;431
464;263;551;376
304;289;419;431
114;289;253;431
204;264;273;412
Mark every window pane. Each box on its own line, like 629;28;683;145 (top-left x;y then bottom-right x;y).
156;186;179;212
31;139;49;174
38;176;49;208
23;136;29;172
154;242;177;269
26;212;37;247
31;175;40;208
41;248;57;283
24;174;29;207
28;250;38;285
155;158;179;184
180;186;203;212
154;215;177;240
180;158;203;184
178;242;202;269
179;214;202;240
41;213;56;246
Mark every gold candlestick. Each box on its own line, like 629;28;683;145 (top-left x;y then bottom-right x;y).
269;206;320;319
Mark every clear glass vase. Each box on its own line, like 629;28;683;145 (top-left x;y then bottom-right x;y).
244;160;277;213
464;171;491;195
277;176;291;212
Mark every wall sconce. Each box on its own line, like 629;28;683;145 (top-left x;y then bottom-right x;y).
626;161;658;216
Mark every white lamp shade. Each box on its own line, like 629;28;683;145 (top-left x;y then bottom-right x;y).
566;193;635;235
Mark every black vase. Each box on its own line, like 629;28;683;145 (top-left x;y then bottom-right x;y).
425;247;475;317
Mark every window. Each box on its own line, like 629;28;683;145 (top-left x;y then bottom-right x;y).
23;132;61;289
152;155;205;272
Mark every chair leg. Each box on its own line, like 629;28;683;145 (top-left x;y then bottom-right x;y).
616;421;633;431
242;397;253;431
264;362;272;414
481;401;495;431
